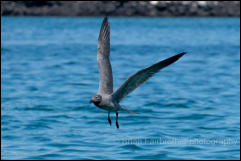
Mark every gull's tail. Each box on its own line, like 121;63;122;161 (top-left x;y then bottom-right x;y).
120;107;137;114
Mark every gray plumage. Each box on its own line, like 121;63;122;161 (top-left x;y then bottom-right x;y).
97;17;113;95
90;17;186;128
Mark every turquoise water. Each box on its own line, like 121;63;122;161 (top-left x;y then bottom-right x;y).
1;17;240;160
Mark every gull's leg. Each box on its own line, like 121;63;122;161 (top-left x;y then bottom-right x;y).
108;112;111;126
116;112;119;129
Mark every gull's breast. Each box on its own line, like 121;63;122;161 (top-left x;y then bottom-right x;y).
98;95;118;112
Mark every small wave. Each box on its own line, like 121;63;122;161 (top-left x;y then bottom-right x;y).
181;128;195;133
2;135;21;140
18;104;54;111
30;136;52;142
183;146;202;151
175;113;212;120
20;106;54;112
46;114;72;119
30;153;66;160
198;126;225;130
120;144;143;150
144;102;164;107
69;82;88;86
27;86;38;91
63;61;77;65
23;122;51;130
45;142;78;148
165;103;189;108
133;152;168;160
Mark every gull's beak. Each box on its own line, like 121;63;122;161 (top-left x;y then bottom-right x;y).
89;100;93;104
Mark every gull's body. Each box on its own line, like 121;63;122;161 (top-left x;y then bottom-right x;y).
90;17;186;128
96;94;118;112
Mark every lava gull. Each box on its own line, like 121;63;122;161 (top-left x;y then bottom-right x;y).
89;17;186;129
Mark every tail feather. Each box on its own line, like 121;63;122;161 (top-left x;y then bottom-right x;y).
120;107;137;114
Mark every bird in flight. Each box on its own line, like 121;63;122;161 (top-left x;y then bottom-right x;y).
89;17;186;129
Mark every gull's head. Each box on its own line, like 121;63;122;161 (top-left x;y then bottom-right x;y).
89;94;102;105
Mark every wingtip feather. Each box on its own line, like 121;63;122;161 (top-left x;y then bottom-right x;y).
179;52;186;56
104;16;108;21
174;52;186;60
98;16;110;42
102;16;109;27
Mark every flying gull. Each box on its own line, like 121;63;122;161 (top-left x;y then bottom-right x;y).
89;17;186;129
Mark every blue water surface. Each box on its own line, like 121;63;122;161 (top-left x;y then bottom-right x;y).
1;17;240;160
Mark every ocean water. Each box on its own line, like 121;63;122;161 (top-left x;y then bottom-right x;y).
1;17;240;160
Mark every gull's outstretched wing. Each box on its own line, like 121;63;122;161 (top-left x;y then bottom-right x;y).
97;17;113;95
112;52;186;103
